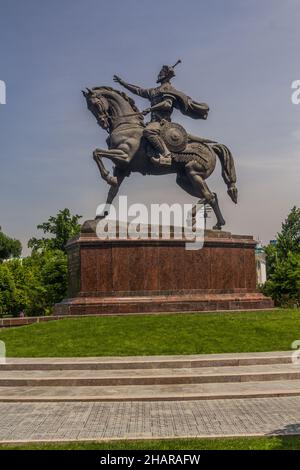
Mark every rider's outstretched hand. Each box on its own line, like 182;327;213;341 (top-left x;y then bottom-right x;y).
113;75;123;84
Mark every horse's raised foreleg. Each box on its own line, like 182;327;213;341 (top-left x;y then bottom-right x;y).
93;150;117;186
93;148;130;186
94;147;131;165
185;161;226;230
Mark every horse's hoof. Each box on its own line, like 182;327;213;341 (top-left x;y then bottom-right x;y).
213;223;224;231
107;176;118;186
227;185;238;204
95;211;109;220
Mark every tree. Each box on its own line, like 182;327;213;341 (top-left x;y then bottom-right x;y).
6;259;29;313
263;252;300;307
0;250;68;317
0;231;22;262
276;206;300;259
263;206;300;306
0;263;17;315
21;250;68;316
28;209;81;253
39;250;68;306
0;209;80;316
264;243;278;277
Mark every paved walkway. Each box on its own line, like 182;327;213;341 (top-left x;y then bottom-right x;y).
1;352;299;442
1;396;300;442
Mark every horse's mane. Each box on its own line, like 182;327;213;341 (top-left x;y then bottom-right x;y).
92;86;140;113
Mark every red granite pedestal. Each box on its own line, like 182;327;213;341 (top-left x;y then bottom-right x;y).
54;221;273;315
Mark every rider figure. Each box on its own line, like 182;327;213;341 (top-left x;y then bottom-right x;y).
113;61;183;167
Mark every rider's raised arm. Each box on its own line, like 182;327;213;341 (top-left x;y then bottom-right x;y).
113;75;151;99
121;82;151;99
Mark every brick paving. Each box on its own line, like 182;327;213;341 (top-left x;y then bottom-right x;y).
0;396;300;442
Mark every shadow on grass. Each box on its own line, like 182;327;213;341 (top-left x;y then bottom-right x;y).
267;424;300;449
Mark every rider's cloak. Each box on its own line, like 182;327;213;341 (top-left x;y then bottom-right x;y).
162;87;209;120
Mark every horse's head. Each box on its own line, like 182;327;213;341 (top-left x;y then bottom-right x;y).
82;86;143;133
82;88;110;131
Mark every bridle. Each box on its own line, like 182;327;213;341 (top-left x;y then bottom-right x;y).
91;92;111;133
91;91;143;133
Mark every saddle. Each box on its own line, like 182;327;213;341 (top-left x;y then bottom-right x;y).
146;121;214;168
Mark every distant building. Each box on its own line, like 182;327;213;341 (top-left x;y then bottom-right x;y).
255;244;267;285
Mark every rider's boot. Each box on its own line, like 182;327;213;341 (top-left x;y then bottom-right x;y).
147;135;172;167
151;153;172;167
159;152;172;166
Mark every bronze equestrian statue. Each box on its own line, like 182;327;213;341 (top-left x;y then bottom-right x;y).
82;61;238;230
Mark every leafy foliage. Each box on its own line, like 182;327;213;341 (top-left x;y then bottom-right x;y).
263;206;300;306
0;209;79;317
28;208;81;253
0;250;68;317
264;243;277;277
276;206;300;258
263;252;300;307
0;231;22;262
0;263;17;315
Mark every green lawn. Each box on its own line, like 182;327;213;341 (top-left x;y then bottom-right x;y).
0;309;299;357
1;436;300;450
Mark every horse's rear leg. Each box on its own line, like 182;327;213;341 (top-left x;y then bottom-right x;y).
184;162;226;230
176;173;204;227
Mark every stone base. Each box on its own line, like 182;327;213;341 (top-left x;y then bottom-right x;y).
55;292;273;316
54;221;273;315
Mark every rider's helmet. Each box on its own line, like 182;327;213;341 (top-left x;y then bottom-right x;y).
156;60;181;83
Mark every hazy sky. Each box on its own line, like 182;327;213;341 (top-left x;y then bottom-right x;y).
0;0;299;254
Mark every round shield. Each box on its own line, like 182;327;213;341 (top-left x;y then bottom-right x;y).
161;122;188;152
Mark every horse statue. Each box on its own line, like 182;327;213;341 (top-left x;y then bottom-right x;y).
82;86;238;230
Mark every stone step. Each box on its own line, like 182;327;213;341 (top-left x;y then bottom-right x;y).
0;379;300;402
0;351;293;371
0;363;299;387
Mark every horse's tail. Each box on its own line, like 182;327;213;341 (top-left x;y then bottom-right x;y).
212;143;238;204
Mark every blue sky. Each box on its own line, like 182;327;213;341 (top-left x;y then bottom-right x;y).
0;0;299;253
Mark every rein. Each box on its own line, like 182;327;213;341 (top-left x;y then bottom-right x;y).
93;90;144;133
111;117;144;133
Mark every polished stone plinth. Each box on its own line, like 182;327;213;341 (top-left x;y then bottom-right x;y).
54;221;273;315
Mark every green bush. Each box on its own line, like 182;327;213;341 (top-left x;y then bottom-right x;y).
263;206;300;306
263;252;300;307
0;231;22;262
0;209;79;317
24;250;68;316
0;250;68;317
0;263;17;316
